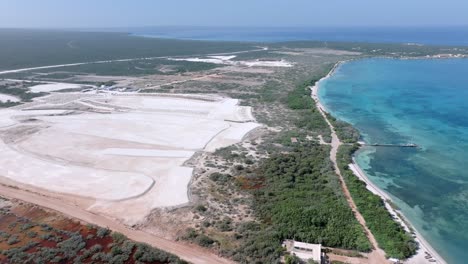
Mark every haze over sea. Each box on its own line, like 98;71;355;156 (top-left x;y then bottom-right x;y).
131;26;468;46
318;58;468;264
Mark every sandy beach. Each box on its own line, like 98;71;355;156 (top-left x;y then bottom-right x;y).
315;61;447;264
349;163;446;264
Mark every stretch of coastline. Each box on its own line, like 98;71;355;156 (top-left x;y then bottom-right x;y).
313;62;447;264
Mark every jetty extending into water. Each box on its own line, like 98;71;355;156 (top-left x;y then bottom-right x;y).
358;142;418;148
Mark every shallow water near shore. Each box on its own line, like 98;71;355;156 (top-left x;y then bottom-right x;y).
318;58;468;264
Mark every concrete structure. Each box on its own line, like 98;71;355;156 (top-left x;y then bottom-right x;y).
283;240;323;263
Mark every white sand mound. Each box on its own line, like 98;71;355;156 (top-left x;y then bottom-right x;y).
29;83;83;93
168;55;293;68
0;139;154;201
243;59;293;67
0;94;20;103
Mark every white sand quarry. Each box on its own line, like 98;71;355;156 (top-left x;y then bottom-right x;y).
0;94;20;102
0;93;260;224
169;55;293;67
28;83;84;93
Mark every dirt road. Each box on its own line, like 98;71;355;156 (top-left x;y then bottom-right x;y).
0;184;234;264
311;86;389;264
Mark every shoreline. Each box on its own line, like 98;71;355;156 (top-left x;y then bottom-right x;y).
349;162;446;264
314;60;447;264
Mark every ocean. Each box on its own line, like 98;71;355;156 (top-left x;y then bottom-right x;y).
318;58;468;264
130;26;468;46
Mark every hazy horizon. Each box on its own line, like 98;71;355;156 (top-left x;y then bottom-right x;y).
1;0;468;29
2;25;468;30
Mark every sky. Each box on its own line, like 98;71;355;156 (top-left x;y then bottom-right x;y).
0;0;467;28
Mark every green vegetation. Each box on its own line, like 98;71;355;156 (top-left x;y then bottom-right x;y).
284;254;302;264
286;79;331;142
182;228;216;248
0;82;47;106
271;40;468;57
286;80;314;110
326;113;360;143
216;141;371;263
252;143;371;249
3;58;223;78
336;144;418;259
0;29;255;71
204;78;371;263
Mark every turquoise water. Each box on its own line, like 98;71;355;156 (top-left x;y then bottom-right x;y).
318;58;468;264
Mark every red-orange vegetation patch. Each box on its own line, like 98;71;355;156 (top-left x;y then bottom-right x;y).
0;201;176;264
52;218;82;232
85;236;113;250
236;175;265;190
37;238;57;248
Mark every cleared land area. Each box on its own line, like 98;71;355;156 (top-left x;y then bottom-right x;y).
0;92;259;225
0;94;20;102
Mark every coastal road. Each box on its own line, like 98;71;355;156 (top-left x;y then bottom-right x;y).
311;85;389;264
0;183;235;264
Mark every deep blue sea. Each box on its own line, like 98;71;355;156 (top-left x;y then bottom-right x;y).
318;58;468;264
129;26;468;46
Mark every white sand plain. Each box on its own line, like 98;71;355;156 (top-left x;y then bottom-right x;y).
28;83;83;93
0;94;20;102
0;93;260;224
169;55;293;67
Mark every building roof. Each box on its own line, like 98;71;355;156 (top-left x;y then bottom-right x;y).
284;240;322;262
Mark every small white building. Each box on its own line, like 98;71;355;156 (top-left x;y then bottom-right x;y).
283;240;323;263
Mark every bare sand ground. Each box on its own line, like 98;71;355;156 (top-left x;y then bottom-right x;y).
169;55;293;67
0;93;260;225
0;94;20;102
28;83;84;93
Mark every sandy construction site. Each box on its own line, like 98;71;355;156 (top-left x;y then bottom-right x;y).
0;92;260;224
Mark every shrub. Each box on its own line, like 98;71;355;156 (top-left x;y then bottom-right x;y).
111;232;127;244
20;223;34;231
195;235;215;247
216;217;233;232
209;172;231;184
7;235;20;245
96;227;110;238
27;231;37;238
195;205;207;212
234;165;244;171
